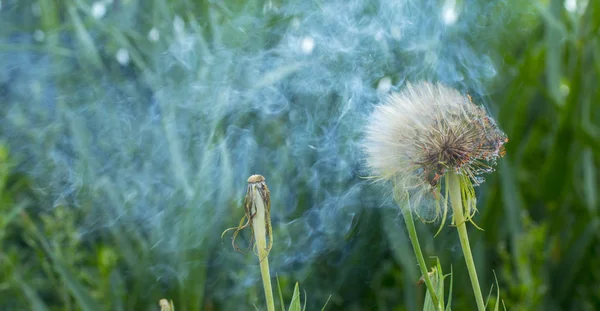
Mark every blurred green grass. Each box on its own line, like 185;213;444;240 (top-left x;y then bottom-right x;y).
0;0;599;310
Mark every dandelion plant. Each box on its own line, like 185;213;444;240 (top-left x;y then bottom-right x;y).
223;174;275;311
364;81;508;310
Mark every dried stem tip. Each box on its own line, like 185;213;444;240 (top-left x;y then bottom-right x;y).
159;299;174;311
222;174;273;256
248;174;265;183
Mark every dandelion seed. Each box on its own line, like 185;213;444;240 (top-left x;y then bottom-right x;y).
363;81;507;221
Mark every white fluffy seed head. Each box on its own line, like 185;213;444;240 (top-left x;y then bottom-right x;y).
364;81;507;211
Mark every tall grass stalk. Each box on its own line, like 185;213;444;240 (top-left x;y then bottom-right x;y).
447;172;485;311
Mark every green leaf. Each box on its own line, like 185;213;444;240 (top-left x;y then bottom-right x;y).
276;275;286;311
53;260;102;311
13;273;50;311
288;283;301;311
67;6;103;69
445;266;453;311
24;212;102;311
494;272;501;311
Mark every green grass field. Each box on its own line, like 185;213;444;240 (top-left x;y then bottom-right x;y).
1;0;599;310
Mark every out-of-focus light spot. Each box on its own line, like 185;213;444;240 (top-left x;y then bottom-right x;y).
374;30;384;41
564;0;577;12
291;18;301;30
173;15;185;33
263;0;275;13
425;51;438;66
560;81;570;97
442;8;457;25
31;3;42;16
442;0;458;25
30;80;42;98
33;30;45;42
300;37;315;54
91;2;106;19
148;28;160;42
377;77;392;93
116;48;130;65
390;26;402;40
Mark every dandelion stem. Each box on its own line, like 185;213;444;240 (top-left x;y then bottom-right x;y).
448;172;485;311
401;203;442;310
251;186;275;311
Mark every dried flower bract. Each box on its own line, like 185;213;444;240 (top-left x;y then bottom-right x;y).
364;81;507;223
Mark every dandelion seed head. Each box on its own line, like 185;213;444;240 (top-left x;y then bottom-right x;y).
364;81;507;212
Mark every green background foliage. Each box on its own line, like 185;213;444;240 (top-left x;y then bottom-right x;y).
1;0;599;310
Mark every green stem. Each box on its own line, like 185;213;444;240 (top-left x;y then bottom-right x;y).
252;187;275;311
258;253;275;311
447;172;485;311
401;205;442;310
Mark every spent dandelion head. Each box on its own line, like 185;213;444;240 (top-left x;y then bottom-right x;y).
221;174;273;257
158;299;174;311
364;81;507;226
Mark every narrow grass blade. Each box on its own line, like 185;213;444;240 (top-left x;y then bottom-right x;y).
276;275;286;311
288;283;301;311
445;266;453;311
320;295;332;311
13;272;50;311
67;7;103;69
